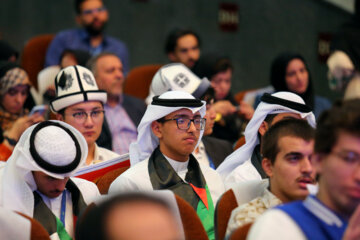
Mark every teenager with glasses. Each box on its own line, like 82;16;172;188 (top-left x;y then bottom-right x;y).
109;91;225;240
51;65;119;166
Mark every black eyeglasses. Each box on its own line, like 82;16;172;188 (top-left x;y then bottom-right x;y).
82;6;107;15
67;110;105;124
158;117;206;130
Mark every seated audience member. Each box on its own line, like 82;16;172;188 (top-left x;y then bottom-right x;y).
45;0;129;74
39;49;91;104
76;192;183;240
217;92;316;187
225;119;315;239
255;52;331;118
0;120;100;239
0;40;18;62
194;54;254;143
331;0;360;74
0;62;44;160
50;65;119;165
165;28;201;70
87;52;146;153
327;50;360;100
146;63;233;168
0;206;50;240
109;91;225;240
248;99;360;240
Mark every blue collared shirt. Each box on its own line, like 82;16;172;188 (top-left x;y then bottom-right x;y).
104;97;138;155
45;28;129;74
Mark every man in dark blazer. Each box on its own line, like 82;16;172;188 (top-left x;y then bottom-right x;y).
202;136;233;168
88;53;146;154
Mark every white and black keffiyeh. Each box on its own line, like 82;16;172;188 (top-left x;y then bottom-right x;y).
217;91;316;177
129;91;206;165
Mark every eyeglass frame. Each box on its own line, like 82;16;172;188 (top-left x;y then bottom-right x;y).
157;117;206;130
65;110;105;123
81;6;107;16
329;150;360;164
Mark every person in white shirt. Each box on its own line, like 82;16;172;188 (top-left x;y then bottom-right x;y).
51;65;119;166
109;91;225;240
225;118;315;239
217;91;316;188
146;63;233;168
0;120;100;239
248;99;360;240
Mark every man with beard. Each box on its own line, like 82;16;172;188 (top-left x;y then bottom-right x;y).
45;0;129;74
165;28;201;70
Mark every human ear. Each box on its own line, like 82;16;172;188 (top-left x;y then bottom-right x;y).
56;113;64;121
151;121;162;138
168;53;177;62
262;157;273;178
258;121;269;136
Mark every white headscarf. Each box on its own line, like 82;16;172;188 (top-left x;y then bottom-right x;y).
216;91;316;177
145;63;211;105
0;120;88;217
130;91;206;165
0;207;32;240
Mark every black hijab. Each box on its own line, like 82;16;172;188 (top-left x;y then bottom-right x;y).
270;52;315;110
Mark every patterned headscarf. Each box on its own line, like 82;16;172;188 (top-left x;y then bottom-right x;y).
0;63;30;96
0;62;31;130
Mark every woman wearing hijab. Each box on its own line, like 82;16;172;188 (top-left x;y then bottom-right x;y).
269;52;331;118
0;61;43;160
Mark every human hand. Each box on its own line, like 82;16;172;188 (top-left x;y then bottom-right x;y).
5;113;45;141
212;100;237;116
237;101;254;120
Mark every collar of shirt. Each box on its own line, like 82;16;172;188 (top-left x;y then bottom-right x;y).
303;195;346;228
192;140;210;167
163;154;189;172
78;28;109;47
105;94;123;107
91;143;103;165
261;188;282;209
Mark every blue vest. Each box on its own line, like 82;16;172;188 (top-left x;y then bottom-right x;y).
277;196;347;240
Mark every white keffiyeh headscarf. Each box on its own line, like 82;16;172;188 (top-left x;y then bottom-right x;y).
217;91;316;177
129;91;206;165
0;120;88;217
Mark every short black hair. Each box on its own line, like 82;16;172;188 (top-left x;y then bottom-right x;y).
200;86;215;104
75;0;105;15
192;54;232;80
76;193;173;240
263;113;277;125
165;28;201;54
74;0;86;14
261;118;315;164
315;99;360;155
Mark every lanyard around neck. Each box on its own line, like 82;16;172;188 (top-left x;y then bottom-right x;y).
60;191;66;226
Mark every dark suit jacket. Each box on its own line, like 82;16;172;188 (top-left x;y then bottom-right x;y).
96;94;147;150
202;136;233;169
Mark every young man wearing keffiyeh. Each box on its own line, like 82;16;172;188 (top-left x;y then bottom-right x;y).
109;91;225;240
0;120;100;239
